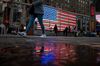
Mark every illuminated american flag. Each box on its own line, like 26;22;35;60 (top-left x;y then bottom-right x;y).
37;5;76;31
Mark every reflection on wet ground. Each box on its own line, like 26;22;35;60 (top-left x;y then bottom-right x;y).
0;42;100;66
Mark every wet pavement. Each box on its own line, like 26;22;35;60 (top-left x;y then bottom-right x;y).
0;41;100;66
0;35;100;66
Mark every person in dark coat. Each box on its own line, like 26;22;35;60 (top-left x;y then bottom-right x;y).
63;27;68;36
53;24;58;36
18;0;46;37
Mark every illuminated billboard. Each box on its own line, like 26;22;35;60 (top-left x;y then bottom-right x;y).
36;5;77;31
96;15;100;23
96;14;100;31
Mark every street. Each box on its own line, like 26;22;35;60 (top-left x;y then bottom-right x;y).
0;0;100;66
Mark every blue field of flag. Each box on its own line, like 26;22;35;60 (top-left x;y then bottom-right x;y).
43;5;57;21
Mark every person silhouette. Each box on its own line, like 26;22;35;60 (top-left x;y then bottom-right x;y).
18;0;46;37
53;24;58;36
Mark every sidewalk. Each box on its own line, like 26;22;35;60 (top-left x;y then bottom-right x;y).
32;30;76;37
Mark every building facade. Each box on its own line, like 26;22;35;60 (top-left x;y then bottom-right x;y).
0;0;96;33
44;0;96;32
44;0;95;32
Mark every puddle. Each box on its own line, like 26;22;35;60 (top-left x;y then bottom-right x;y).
0;42;100;66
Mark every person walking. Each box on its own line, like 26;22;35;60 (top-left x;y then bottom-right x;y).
18;0;46;37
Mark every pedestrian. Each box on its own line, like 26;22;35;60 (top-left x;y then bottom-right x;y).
34;21;37;30
73;26;77;37
63;27;68;36
18;0;46;37
53;24;58;36
68;26;71;33
0;23;6;34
